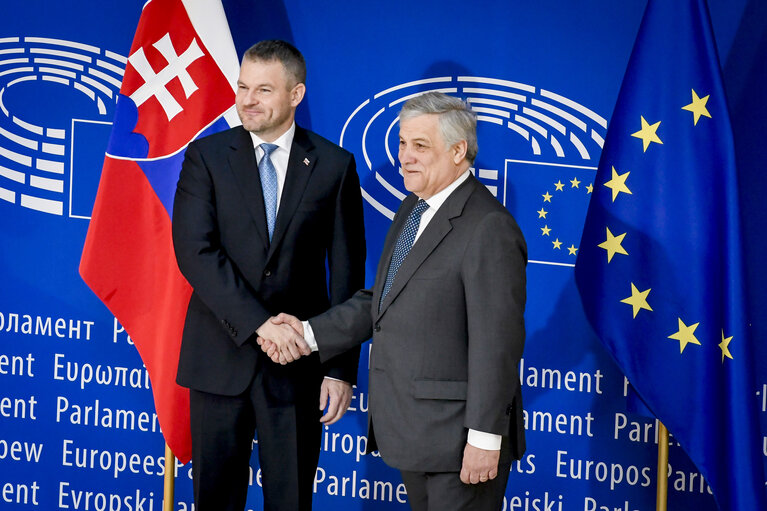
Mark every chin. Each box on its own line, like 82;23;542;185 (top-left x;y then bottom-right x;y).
250;124;267;133
402;177;420;193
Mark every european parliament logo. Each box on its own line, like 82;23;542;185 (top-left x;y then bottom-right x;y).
340;76;607;265
0;36;124;218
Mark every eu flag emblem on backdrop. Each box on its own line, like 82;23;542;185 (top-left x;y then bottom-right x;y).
79;0;240;463
574;0;767;509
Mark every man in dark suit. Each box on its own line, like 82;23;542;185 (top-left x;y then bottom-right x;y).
261;92;527;510
171;40;365;511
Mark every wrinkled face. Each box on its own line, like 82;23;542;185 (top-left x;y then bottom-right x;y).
235;59;305;141
398;114;466;199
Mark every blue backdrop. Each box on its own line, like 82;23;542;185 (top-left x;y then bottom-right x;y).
1;1;765;510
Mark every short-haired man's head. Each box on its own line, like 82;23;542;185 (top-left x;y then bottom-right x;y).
243;40;306;87
399;92;478;165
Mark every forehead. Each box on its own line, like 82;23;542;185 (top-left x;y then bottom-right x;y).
399;114;442;141
238;58;288;85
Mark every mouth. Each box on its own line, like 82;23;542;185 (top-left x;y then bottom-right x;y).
238;104;263;113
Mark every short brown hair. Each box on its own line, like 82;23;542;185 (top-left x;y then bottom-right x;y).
243;40;306;86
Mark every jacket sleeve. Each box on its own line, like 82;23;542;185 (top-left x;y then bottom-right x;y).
462;211;527;435
310;289;374;364
171;142;271;346
320;154;367;383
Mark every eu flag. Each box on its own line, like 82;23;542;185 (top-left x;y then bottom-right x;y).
574;0;766;509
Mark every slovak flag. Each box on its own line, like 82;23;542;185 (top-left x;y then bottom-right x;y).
79;0;240;463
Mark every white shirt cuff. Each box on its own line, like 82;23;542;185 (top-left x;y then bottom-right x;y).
467;429;502;450
302;320;319;352
306;319;497;449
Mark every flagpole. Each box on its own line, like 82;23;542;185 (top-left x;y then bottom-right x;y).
656;421;669;511
163;442;175;511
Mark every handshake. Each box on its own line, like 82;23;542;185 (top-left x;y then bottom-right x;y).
255;313;313;365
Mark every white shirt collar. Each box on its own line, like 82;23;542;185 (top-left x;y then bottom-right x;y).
248;122;296;153
422;169;471;212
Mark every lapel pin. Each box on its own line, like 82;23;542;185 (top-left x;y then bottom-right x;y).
303;158;310;166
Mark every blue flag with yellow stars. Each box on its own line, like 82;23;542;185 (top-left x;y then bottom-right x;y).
574;0;767;509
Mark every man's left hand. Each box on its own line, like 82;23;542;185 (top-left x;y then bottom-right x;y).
319;378;352;425
460;443;500;485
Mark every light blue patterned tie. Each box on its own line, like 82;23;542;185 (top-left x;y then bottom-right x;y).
258;143;279;240
379;199;429;311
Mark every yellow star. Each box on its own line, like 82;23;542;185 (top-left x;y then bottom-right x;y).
620;283;652;318
597;227;628;263
554;180;565;191
537;208;548;219
719;330;733;362
603;166;632;202
542;191;552;202
631;116;663;152
567;245;578;255
682;89;712;126
570;177;581;188
552;238;562;249
668;318;701;354
541;225;551;236
586;183;593;194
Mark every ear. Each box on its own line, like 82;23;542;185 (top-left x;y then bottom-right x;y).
451;139;468;165
290;82;306;107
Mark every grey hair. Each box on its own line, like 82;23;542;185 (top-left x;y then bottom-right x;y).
399;92;478;164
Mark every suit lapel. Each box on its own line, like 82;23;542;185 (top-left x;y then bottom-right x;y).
376;176;478;318
228;127;270;246
266;126;315;261
372;194;418;315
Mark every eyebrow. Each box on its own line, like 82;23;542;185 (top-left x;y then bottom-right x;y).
400;135;431;144
237;80;274;88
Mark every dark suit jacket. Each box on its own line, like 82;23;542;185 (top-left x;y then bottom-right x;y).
310;175;526;472
172;125;365;400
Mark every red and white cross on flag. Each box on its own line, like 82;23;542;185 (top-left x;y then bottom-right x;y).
120;0;236;158
80;0;239;463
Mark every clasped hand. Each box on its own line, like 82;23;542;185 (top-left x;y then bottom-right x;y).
257;315;351;425
256;313;310;365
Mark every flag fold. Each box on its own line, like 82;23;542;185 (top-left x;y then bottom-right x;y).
80;0;239;463
575;0;766;509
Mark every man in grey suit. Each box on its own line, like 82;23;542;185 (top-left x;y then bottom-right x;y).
260;92;526;510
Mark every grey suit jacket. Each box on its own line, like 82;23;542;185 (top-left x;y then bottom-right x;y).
310;175;526;472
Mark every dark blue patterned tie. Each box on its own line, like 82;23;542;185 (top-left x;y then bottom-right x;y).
379;199;429;311
258;143;279;240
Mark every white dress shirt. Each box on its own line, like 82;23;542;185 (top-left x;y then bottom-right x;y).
303;169;502;451
249;122;296;211
413;169;470;241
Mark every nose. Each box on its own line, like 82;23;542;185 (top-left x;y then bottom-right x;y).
240;89;258;105
398;144;413;165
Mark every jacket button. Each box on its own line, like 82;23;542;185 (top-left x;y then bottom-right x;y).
374;324;381;332
264;270;272;277
506;404;513;415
